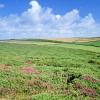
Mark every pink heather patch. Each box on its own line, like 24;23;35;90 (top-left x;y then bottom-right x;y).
74;83;83;89
83;75;99;83
21;67;40;74
80;87;96;96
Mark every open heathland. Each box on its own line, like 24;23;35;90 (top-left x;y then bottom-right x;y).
0;39;100;100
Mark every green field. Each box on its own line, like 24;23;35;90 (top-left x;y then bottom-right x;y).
75;40;100;47
0;40;100;100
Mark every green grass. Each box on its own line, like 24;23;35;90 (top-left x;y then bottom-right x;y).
74;40;100;47
0;40;100;100
54;43;100;53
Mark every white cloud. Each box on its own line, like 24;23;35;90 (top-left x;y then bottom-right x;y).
0;0;100;39
0;4;5;8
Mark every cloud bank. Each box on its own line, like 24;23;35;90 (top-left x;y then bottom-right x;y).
0;0;100;39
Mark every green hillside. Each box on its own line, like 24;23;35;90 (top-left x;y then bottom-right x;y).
0;40;100;100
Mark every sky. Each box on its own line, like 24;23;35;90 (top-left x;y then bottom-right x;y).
0;0;100;39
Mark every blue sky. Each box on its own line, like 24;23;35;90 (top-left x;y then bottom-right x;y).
0;0;100;21
0;0;100;39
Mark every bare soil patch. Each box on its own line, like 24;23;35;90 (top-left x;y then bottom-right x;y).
0;88;16;95
27;78;53;92
26;60;33;64
0;64;11;72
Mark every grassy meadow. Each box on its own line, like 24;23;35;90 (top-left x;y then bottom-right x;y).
0;39;100;100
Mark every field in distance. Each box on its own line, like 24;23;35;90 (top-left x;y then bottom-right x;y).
50;37;100;42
